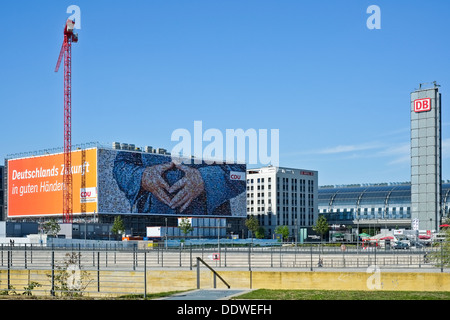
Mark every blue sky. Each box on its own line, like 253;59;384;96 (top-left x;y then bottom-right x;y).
1;0;449;186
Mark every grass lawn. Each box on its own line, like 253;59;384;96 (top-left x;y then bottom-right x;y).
233;289;450;300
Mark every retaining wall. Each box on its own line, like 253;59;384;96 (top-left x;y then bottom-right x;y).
2;269;449;298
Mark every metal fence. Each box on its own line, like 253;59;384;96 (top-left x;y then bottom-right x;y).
0;241;448;298
1;243;447;269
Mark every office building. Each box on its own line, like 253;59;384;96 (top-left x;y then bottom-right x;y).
246;166;318;239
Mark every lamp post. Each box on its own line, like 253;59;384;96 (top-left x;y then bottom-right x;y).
165;217;168;250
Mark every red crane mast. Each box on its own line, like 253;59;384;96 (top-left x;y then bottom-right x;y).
55;19;78;224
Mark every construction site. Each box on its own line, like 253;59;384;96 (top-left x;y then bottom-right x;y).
1;17;247;241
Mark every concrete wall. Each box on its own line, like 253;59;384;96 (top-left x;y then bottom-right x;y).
203;270;450;292
1;269;449;298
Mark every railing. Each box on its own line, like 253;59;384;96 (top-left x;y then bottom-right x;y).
0;243;448;270
196;257;230;289
0;241;448;297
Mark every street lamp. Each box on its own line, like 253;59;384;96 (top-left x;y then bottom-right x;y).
165;217;168;249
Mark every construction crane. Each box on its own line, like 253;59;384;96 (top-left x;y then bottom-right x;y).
55;19;78;224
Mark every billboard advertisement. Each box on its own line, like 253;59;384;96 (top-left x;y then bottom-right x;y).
7;148;97;217
97;148;246;217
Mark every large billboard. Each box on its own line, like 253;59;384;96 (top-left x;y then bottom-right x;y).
7;148;97;217
97;148;246;217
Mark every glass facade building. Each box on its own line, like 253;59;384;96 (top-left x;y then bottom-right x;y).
319;183;450;230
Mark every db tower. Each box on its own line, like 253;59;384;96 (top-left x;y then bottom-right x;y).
410;83;442;232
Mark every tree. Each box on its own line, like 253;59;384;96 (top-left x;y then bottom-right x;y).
429;225;450;268
313;215;329;242
111;216;125;238
42;219;61;237
178;218;194;239
48;252;92;297
255;226;266;239
275;225;289;242
245;216;259;239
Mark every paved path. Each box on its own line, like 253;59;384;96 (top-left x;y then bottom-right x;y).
161;289;249;300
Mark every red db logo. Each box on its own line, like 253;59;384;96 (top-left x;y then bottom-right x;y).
414;98;431;113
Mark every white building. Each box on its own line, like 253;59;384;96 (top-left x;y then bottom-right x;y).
246;166;318;239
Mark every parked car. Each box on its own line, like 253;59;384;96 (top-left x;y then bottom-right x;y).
410;241;425;249
393;242;410;250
